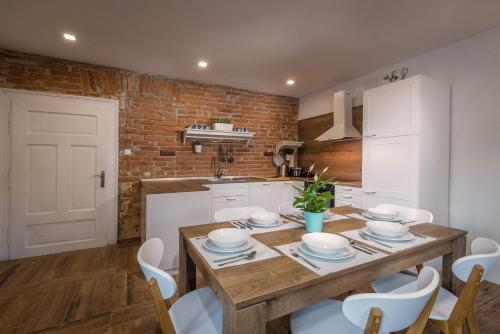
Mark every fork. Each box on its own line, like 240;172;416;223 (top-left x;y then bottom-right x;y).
290;249;321;270
359;233;393;248
232;221;246;229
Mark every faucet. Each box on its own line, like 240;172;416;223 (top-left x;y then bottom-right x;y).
215;168;226;179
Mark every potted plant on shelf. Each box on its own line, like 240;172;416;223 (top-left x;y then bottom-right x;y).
212;117;233;131
293;168;334;232
193;140;203;153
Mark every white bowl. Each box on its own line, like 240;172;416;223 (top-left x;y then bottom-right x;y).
366;220;409;238
207;228;250;249
250;211;279;225
301;232;349;255
367;207;400;220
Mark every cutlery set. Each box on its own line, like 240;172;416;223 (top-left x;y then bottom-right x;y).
336;234;379;255
216;250;257;267
232;220;253;230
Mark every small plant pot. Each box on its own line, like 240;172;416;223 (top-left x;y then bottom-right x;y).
304;211;324;232
213;123;233;131
194;144;202;153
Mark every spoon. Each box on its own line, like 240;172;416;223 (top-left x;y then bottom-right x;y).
218;250;257;267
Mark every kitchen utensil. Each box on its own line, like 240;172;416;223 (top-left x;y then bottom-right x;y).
288;167;302;177
273;154;285;167
301;232;349;255
214;250;257;263
218;250;257;266
359;232;394;248
290;249;321;270
238;220;253;230
207;228;250;248
280;164;287;177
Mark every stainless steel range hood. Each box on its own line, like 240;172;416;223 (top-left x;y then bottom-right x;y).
315;90;361;141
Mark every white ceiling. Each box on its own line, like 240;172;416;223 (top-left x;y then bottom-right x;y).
1;0;500;97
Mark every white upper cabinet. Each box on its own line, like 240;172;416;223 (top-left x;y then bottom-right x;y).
363;76;420;138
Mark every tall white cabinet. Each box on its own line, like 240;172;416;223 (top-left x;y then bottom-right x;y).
362;75;450;225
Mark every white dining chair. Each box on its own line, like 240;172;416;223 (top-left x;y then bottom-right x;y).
278;203;299;215
214;206;265;222
371;237;500;334
137;238;222;334
291;267;440;334
375;204;434;224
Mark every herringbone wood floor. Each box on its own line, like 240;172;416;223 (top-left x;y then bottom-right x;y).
0;240;498;333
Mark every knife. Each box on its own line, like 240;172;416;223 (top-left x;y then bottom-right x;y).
359;232;393;248
214;251;253;263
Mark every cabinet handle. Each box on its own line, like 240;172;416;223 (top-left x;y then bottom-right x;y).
341;195;352;199
363;190;376;195
363;134;377;138
261;183;271;186
342;188;352;191
226;197;236;201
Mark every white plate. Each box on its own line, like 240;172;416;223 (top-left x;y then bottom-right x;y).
203;239;255;253
249;211;280;225
362;212;403;222
248;219;282;228
367;207;400;220
298;243;355;261
366;220;409;238
361;227;414;242
302;232;350;255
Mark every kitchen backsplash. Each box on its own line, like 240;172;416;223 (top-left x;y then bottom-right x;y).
0;49;298;239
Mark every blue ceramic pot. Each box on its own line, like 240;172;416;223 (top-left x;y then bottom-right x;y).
304;211;324;232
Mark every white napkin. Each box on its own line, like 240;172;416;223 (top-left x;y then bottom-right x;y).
340;228;436;253
189;236;280;270
275;241;387;276
345;213;423;226
230;219;303;235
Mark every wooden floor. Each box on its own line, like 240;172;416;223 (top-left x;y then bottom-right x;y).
0;241;499;333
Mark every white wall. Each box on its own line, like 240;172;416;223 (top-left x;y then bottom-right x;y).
0;90;10;260
300;26;500;283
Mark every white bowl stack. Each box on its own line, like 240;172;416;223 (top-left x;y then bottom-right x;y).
301;232;349;255
207;228;250;248
250;211;279;226
366;220;409;238
367;207;400;220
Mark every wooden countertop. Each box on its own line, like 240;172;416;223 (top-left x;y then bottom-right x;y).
142;176;362;194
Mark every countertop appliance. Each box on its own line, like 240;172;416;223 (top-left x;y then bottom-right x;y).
304;179;335;208
288;167;302;177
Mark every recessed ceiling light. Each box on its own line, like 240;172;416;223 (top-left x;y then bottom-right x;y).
63;33;76;41
198;60;208;68
286;79;295;86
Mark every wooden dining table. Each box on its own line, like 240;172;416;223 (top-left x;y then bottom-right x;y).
178;207;467;334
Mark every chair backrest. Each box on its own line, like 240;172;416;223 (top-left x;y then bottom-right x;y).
343;267;440;332
376;204;433;223
278;203;298;215
452;237;500;282
137;238;177;299
214;206;266;222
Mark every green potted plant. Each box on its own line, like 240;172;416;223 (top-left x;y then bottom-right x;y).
293;167;334;232
193;140;203;153
212;117;233;131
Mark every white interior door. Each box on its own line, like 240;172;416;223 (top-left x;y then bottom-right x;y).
362;135;418;208
8;91;118;259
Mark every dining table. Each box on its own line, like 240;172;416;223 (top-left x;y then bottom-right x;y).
178;206;467;334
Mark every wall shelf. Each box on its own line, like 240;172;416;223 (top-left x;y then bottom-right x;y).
182;128;255;147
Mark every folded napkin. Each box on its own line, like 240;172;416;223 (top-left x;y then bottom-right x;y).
230;219;303;235
340;228;436;253
190;236;280;270
275;241;387;276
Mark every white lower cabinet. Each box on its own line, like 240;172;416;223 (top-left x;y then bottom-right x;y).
249;182;282;212
143;190;210;270
335;185;362;208
211;196;249;220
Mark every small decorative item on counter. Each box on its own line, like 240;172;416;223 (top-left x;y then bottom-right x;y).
187;124;210;130
293;167;334;232
211;118;233;131
232;127;248;132
193;140;203;153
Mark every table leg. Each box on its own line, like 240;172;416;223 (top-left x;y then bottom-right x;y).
223;297;266;334
442;236;466;294
178;234;196;297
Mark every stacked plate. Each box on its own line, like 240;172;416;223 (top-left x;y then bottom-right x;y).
203;228;255;253
362;208;403;222
248;211;282;228
363;221;414;242
298;232;355;260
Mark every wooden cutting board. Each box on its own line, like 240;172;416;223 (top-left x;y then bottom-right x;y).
263;177;291;181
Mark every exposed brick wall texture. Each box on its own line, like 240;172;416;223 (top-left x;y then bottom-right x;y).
0;49;298;239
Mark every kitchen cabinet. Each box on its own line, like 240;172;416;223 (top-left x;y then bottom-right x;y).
210;183;249;222
362;75;450;225
280;181;304;209
335;185;362;208
249;182;282;212
143;190;210;270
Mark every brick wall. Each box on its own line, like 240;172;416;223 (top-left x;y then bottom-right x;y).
0;49;298;239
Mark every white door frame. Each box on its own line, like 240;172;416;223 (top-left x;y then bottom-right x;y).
0;89;119;260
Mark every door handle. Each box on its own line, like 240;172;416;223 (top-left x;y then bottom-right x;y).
93;171;105;188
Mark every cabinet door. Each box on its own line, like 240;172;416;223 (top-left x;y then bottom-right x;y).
279;181;302;208
211;196;250;222
362;136;418;206
249;182;281;212
363;78;420;137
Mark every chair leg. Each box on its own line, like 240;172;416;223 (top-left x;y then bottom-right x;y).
416;264;423;273
465;306;480;334
430;319;451;334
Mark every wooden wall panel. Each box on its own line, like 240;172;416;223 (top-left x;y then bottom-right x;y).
298;106;362;181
